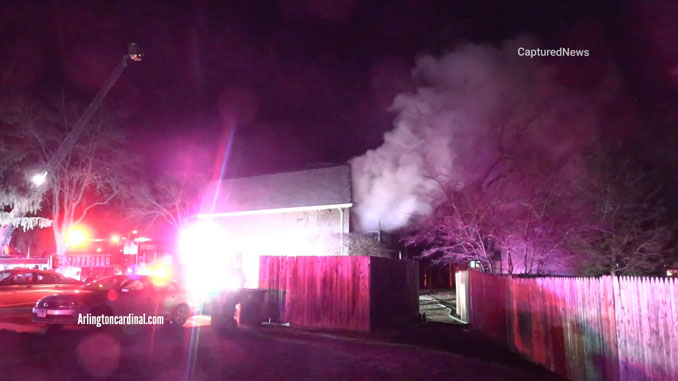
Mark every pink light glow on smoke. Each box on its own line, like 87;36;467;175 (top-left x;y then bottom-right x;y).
351;36;616;232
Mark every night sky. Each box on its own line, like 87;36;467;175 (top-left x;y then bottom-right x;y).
1;0;677;179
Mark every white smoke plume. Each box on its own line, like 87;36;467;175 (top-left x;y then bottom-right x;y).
351;36;615;232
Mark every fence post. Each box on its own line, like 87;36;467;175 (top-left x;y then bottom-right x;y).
455;270;469;322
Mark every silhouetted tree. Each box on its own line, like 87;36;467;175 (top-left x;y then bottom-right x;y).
567;150;674;276
127;171;206;233
0;97;52;248
22;97;133;255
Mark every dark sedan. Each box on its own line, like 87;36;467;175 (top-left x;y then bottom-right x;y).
32;275;192;327
0;269;82;309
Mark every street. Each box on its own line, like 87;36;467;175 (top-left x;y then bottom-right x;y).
0;315;561;380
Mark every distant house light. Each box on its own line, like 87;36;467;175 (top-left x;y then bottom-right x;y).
196;203;353;219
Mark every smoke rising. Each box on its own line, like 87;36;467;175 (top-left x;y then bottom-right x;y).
351;36;616;232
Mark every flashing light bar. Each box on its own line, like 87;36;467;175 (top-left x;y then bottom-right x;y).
196;203;353;219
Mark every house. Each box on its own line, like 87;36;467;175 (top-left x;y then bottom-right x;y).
195;164;420;330
197;165;352;287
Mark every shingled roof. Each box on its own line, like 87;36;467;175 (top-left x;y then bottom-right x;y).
199;165;352;215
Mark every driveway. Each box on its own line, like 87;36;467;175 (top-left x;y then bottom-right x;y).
0;314;561;380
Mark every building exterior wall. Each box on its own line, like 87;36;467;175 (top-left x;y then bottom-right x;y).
208;206;350;287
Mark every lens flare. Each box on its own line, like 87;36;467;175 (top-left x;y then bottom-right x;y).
66;225;89;248
151;262;172;287
31;171;47;186
178;221;236;299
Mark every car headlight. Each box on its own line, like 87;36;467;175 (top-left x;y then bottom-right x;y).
57;301;81;309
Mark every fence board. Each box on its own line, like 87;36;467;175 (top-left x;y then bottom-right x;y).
464;271;678;380
455;271;469;322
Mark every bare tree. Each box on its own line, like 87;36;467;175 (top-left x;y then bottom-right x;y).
403;179;504;273
567;150;674;276
26;98;132;255
404;100;577;274
127;172;206;233
496;166;579;275
0;98;52;248
404;168;579;275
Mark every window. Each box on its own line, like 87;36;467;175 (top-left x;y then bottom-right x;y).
9;272;33;285
121;279;145;291
84;276;125;291
35;273;61;284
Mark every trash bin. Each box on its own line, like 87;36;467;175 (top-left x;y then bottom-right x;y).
238;289;286;326
237;289;267;326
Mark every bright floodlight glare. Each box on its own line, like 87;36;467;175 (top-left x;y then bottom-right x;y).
66;225;89;248
110;235;120;243
178;220;234;298
151;261;172;287
137;260;172;286
31;171;47;186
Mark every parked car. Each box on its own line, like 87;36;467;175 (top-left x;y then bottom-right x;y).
0;269;83;309
32;275;192;327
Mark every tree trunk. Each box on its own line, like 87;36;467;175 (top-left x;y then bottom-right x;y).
610;254;617;276
523;250;529;275
53;227;67;256
507;250;514;275
0;225;15;247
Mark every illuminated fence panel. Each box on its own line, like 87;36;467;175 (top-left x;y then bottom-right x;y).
468;270;511;343
259;256;418;331
613;276;678;381
464;271;678;380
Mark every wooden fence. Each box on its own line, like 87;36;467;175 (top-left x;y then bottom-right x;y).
259;256;419;331
464;270;678;381
455;270;469;322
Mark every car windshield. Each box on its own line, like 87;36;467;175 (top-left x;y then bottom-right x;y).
83;276;125;291
59;275;83;284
